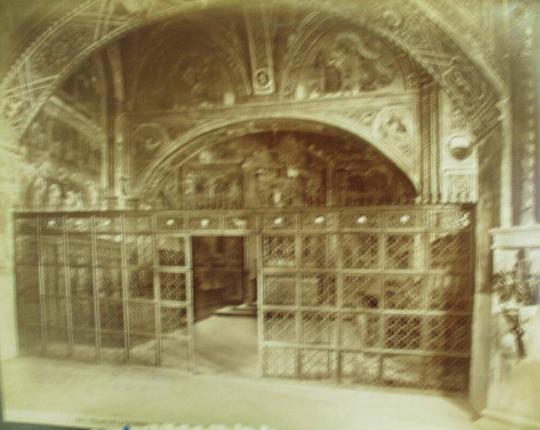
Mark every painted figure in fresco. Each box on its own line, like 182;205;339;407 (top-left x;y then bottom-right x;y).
86;180;100;209
28;176;47;209
228;178;242;207
28;119;47;152
302;32;398;98
183;172;197;196
46;183;64;209
27;162;53;209
305;176;323;205
325;43;359;94
157;190;173;209
65;190;78;209
74;191;85;209
271;185;283;208
198;149;214;164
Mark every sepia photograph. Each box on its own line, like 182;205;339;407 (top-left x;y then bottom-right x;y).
0;1;539;429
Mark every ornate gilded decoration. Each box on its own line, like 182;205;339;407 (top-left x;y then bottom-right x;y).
32;25;96;76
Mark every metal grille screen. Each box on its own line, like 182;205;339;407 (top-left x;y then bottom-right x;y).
14;205;473;392
14;213;193;369
259;207;474;392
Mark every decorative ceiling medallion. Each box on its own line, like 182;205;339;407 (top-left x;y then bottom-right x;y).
255;68;272;89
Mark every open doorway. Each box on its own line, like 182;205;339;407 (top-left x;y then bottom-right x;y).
191;236;258;377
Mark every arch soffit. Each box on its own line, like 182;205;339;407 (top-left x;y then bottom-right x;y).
0;0;506;143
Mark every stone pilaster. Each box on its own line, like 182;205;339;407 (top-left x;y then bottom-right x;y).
509;0;538;226
103;106;126;210
535;0;540;224
0;134;25;360
499;99;514;228
470;124;503;412
475;4;539;415
419;82;440;203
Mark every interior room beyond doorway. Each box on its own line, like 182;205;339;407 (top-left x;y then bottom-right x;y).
191;236;258;377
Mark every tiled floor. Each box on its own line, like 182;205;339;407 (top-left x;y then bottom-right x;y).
1;316;476;430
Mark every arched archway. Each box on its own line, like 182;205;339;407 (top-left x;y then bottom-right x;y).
135;116;419;210
137;115;421;197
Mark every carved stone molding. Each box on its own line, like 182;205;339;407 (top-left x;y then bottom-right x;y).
491;225;540;251
417;83;440;203
415;0;504;86
439;90;479;205
442;171;478;204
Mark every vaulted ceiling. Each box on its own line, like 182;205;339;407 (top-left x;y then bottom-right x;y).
0;0;508;144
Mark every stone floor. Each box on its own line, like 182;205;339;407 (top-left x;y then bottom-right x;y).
0;315;477;430
193;315;258;377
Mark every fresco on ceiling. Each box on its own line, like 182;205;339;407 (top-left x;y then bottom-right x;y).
292;31;405;100
133;40;236;111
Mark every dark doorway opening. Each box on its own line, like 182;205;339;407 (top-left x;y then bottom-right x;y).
192;236;249;320
191;236;258;376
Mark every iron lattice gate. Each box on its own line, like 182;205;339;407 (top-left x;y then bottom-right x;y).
14;205;474;392
14;213;193;369
258;206;474;392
